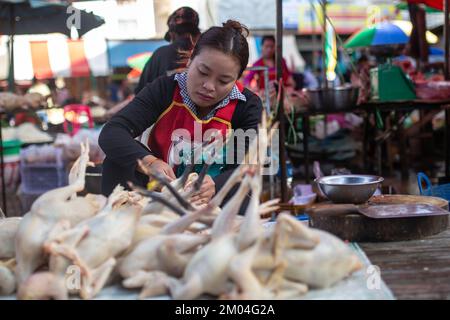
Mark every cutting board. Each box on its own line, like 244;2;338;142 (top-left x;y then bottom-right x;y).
307;195;449;242
369;194;448;210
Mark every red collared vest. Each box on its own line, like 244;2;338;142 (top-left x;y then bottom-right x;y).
146;82;243;176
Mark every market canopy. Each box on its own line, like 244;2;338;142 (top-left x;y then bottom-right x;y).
0;35;109;80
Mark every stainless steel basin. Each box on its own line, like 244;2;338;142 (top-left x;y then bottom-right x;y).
303;85;359;111
315;174;384;204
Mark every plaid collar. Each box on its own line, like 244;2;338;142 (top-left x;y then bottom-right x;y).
174;72;246;120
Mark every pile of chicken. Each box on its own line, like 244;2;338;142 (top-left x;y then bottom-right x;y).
0;114;362;300
0;92;46;112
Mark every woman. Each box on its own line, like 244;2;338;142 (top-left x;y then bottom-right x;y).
99;20;263;207
244;35;294;91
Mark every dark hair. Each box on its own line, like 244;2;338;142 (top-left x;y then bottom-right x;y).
261;35;275;45
167;7;199;28
190;20;250;77
164;7;200;42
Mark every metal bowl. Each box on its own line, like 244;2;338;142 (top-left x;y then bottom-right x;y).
303;85;359;112
315;175;384;204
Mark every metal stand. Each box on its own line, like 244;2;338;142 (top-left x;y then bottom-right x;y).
276;0;288;203
446;106;450;177
0;112;6;215
244;66;276;200
245;66;271;114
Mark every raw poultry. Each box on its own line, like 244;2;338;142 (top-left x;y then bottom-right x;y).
18;186;143;300
0;112;363;300
0;217;21;260
0;217;21;296
116;113;362;300
15;142;107;285
119;163;258;297
0;92;46;112
0;259;16;296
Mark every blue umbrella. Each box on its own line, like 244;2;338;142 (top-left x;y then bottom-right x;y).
345;20;438;48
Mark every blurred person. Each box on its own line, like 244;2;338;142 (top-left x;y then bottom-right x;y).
118;79;133;102
244;35;294;92
393;44;417;75
350;55;372;104
134;7;201;94
107;78;121;103
54;77;71;107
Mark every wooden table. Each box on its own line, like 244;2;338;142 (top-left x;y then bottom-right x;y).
359;225;450;299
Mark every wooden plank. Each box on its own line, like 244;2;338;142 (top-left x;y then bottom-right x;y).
359;227;450;299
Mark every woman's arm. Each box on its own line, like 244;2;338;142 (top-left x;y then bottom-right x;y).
99;76;174;170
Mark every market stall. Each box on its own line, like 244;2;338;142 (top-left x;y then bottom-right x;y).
1;0;450;302
0;114;399;300
0;92;106;215
0;106;448;300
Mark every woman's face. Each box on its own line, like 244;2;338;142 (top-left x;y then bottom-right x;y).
187;48;241;109
262;39;275;60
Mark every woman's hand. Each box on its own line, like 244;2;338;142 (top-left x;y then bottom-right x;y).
189;175;216;206
149;160;177;182
140;155;176;182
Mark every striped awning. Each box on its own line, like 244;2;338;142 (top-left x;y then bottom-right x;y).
0;34;109;80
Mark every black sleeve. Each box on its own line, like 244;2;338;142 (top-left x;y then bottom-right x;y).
99;76;175;170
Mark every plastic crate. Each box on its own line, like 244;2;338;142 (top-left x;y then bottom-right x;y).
20;147;68;194
417;172;450;202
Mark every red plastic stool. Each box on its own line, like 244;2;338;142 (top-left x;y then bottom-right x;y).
63;104;94;136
